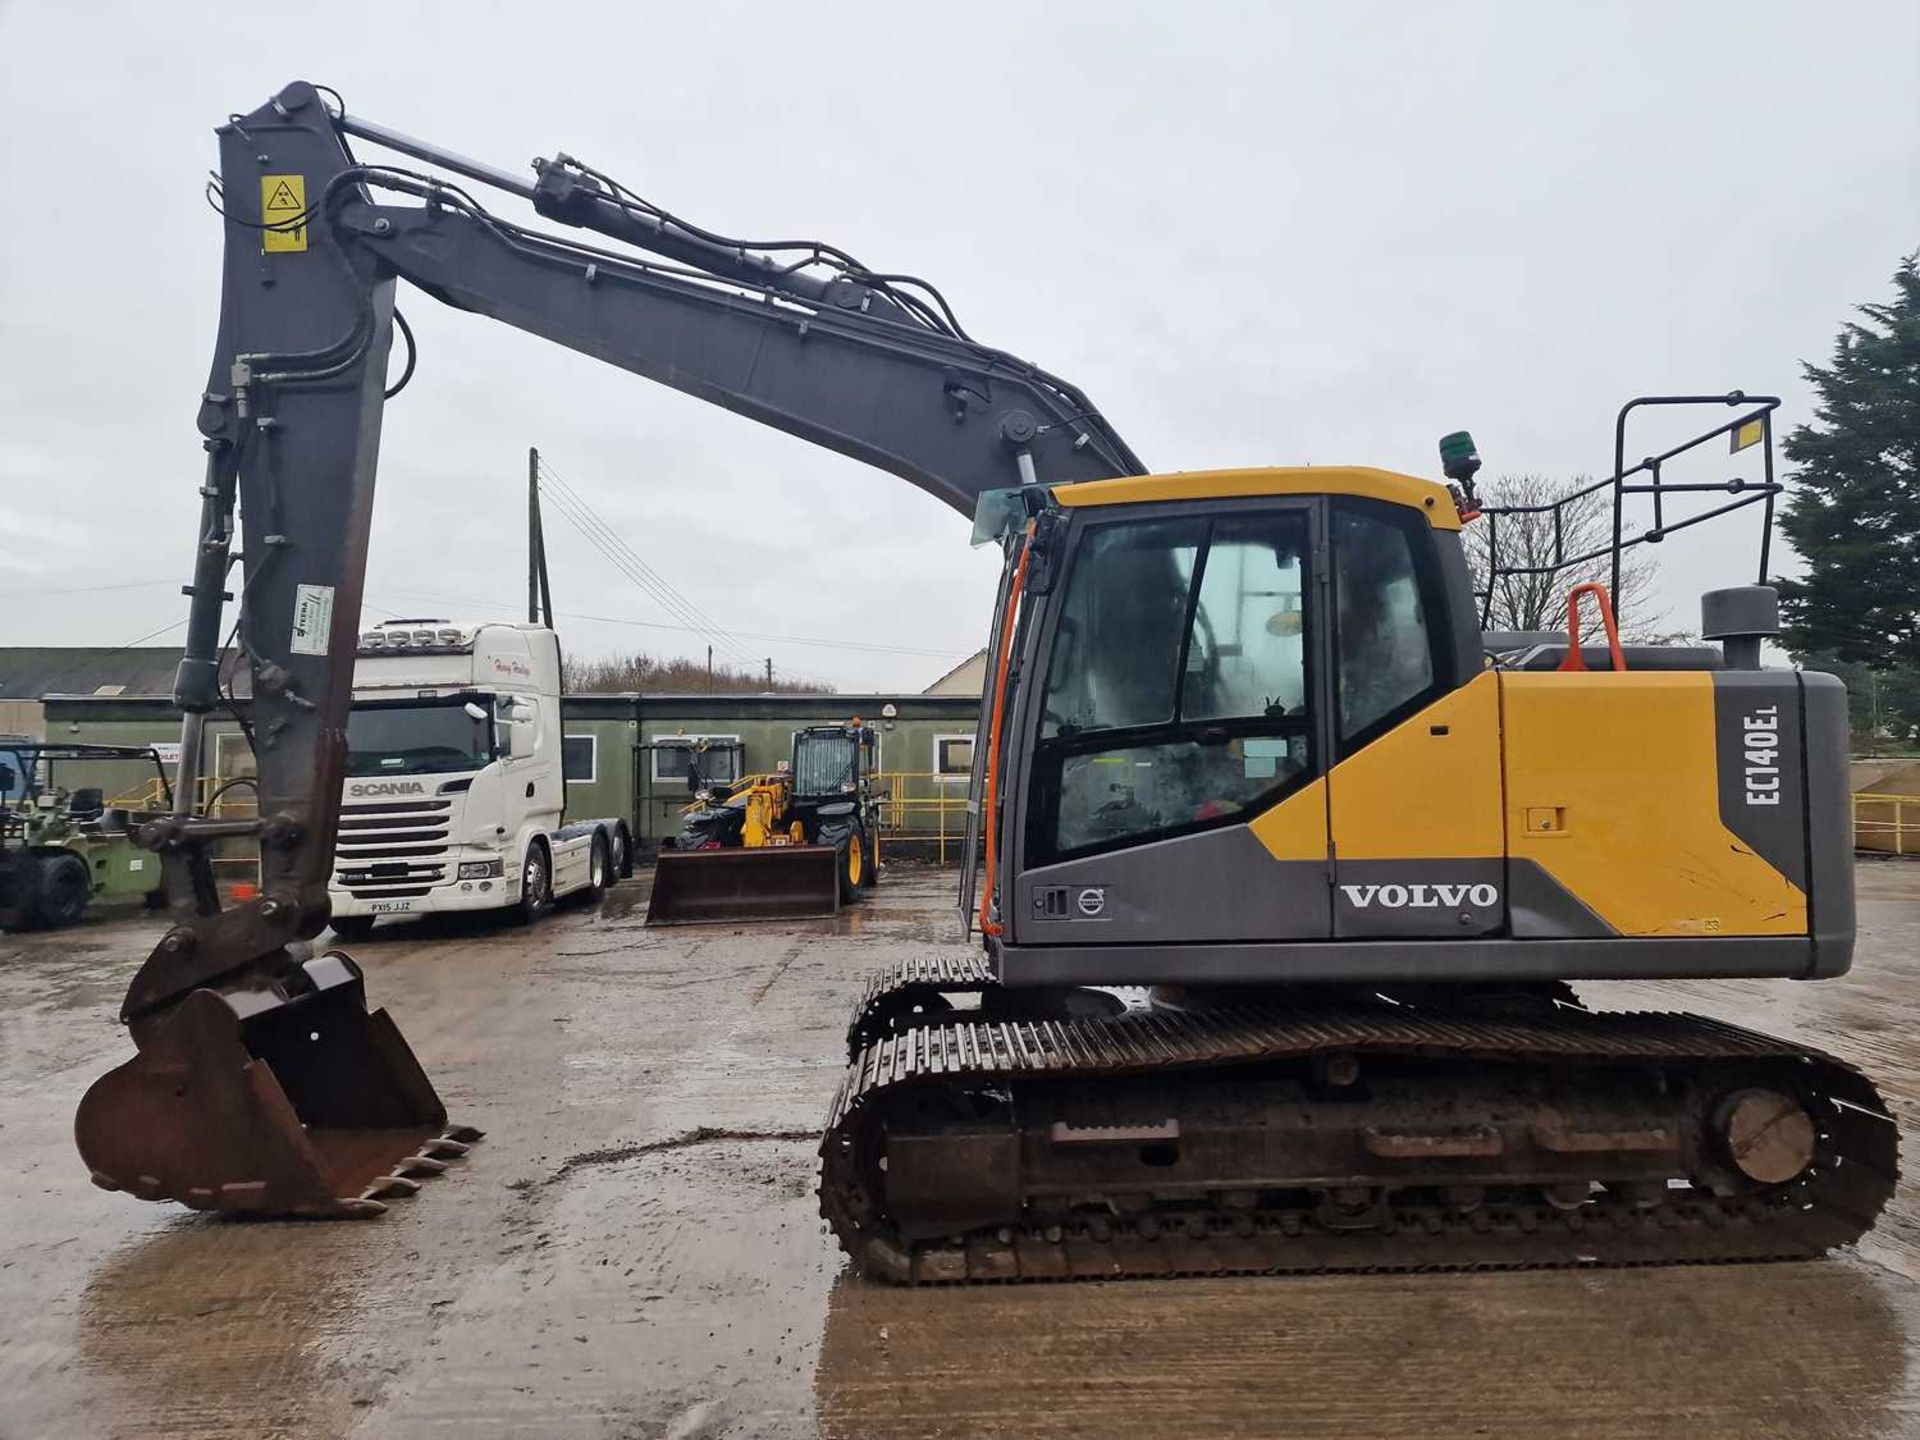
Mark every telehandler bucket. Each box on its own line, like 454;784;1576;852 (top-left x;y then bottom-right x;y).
74;950;479;1217
645;845;841;925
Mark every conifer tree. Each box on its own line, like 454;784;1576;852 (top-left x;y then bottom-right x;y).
1777;254;1920;663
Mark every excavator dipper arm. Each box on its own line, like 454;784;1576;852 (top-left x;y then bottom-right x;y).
78;80;1140;1218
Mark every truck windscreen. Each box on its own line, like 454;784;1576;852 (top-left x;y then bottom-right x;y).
346;701;493;777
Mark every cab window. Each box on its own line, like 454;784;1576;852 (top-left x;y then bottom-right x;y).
1029;510;1313;864
1331;501;1444;748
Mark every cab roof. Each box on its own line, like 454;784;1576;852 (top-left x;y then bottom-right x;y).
1049;466;1461;530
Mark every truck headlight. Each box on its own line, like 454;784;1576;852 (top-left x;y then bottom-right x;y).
458;859;504;880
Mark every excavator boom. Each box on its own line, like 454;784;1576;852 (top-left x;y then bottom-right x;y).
77;81;1139;1218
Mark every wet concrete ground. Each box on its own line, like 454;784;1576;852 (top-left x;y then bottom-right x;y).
2;863;1918;1439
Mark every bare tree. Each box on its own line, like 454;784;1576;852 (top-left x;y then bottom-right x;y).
562;650;831;695
1461;473;1671;641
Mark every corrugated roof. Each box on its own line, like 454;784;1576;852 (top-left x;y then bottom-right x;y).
0;648;189;700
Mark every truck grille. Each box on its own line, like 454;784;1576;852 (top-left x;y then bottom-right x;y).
334;797;452;898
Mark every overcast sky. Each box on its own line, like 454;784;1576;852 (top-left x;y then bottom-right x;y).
2;1;1916;691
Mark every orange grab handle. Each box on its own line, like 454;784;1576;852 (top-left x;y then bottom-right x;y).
979;540;1032;937
1558;583;1627;673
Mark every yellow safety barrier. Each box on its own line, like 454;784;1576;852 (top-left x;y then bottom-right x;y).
108;775;260;818
106;779;168;810
871;771;972;866
1854;792;1920;856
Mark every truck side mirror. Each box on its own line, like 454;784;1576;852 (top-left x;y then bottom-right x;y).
0;763;13;795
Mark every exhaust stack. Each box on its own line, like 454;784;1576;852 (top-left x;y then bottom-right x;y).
1702;584;1782;671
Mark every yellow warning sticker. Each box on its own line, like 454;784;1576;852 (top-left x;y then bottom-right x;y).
260;174;308;253
1730;417;1765;454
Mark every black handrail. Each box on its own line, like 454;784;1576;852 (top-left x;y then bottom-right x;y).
1473;392;1782;630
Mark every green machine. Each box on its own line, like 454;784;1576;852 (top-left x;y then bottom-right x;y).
0;743;174;930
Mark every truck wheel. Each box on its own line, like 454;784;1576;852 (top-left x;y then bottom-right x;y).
612;824;633;879
584;832;612;900
865;823;882;887
837;831;867;903
38;852;93;928
510;841;553;925
330;915;377;942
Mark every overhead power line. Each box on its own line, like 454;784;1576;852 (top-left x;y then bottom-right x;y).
0;577;178;600
534;455;761;670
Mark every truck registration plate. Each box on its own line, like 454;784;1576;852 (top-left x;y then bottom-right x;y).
368;900;414;914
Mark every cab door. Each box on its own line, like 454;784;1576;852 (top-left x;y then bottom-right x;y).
1323;498;1505;938
1008;501;1332;945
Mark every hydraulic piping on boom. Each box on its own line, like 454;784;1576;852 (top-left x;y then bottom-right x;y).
75;81;1141;1219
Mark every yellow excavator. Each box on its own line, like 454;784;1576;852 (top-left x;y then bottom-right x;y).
824;440;1897;1280
77;85;1892;1279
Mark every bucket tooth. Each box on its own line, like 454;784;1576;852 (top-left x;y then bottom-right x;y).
444;1124;486;1144
362;1174;422;1200
396;1155;450;1177
421;1137;471;1159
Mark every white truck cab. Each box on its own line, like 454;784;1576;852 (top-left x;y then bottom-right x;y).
327;620;630;936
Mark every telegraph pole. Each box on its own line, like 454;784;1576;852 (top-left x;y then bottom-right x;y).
527;447;554;628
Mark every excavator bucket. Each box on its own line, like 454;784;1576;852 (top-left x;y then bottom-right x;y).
645;846;841;925
74;950;480;1217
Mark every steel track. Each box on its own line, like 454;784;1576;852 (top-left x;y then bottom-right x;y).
820;972;1898;1284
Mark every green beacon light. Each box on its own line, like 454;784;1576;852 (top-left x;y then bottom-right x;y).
1438;430;1483;519
1439;430;1481;485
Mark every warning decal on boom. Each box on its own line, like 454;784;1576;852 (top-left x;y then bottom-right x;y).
260;174;308;253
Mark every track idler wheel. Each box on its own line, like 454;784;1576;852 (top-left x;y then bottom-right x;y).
1716;1087;1818;1185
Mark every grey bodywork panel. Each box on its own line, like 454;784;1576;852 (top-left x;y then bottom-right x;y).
1017;824;1329;943
1711;670;1808;890
1507;857;1616;939
1800;670;1857;975
994;934;1816;987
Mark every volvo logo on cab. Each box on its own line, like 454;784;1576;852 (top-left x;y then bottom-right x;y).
350;780;427;798
1341;882;1499;910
